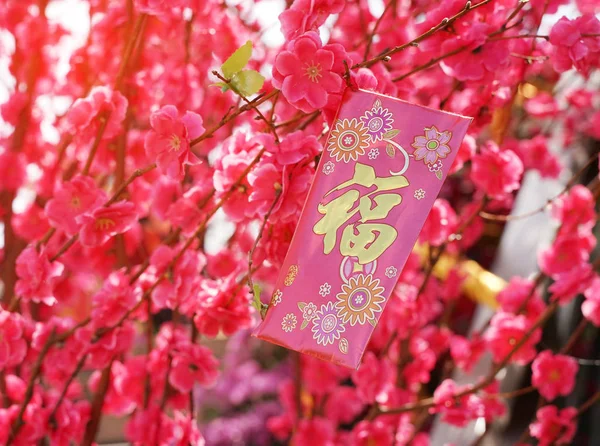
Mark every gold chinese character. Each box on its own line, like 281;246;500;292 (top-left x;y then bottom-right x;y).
313;163;409;264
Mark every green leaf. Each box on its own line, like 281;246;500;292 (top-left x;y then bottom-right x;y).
251;284;262;313
435;170;443;180
301;320;309;330
298;302;306;311
367;318;377;327
386;143;395;158
383;129;400;139
222;40;253;78
231;69;265;97
373;99;381;109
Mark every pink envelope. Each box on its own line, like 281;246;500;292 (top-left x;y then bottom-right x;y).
254;88;472;368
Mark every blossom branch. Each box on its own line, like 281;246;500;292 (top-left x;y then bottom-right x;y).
354;0;493;69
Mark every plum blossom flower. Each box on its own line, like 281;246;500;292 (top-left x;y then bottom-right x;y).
419;199;458;247
531;350;578;401
144;105;204;179
529;405;577;446
549;15;600;75
430;379;476;427
67;86;127;140
0;310;27;370
15;247;64;305
484;312;541;365
77;201;138;247
281;313;297;332
272;31;344;112
411;126;452;165
291;417;336;446
279;0;345;40
470;141;523;199
551;184;596;232
45;175;107;235
582;277;600;326
538;231;595;277
91;270;140;329
169;343;219;393
440;22;510;82
319;283;331;297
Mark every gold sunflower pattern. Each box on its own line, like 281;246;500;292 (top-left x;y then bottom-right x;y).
327;118;370;163
335;274;385;326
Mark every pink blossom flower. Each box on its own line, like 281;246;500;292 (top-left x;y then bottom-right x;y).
324;386;364;424
419;199;458;246
144;105;204;179
470;382;506;422
45;175;107;235
549;263;595;304
0;310;27;370
582;277;600;326
352;352;395;404
279;0;345;40
292;417;336;446
529;405;577;446
549;15;600;75
150;246;204;313
125;405;174;445
264;131;322;166
524;92;559;118
450;334;485;372
484;312;541;365
430;379;476;427
531;350;578;401
193;276;252;337
15;246;64;305
470;142;523;199
169;343;219;393
510;136;562;179
77;201;138;247
497;276;545;321
440;23;510;81
551;184;596;232
67;86;128;140
538;231;595;277
91;270;140;329
272;31;344;113
351;420;394;446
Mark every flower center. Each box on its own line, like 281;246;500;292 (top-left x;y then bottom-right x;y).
321;314;337;333
304;61;322;83
95;218;116;231
169;134;182;152
550;370;560;381
427;140;439;150
368;117;383;132
70;196;81;208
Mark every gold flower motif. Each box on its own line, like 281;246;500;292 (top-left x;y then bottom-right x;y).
335;274;385;326
327;118;370;163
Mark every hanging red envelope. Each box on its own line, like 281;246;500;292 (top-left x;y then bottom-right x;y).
254;88;472;368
